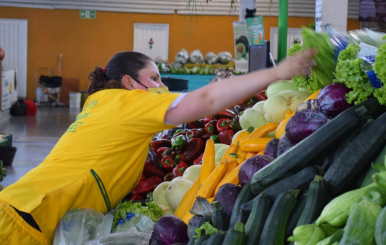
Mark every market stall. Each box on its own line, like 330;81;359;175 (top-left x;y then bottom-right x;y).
51;27;386;245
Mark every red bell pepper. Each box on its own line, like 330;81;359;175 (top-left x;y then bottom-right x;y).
130;195;144;201
171;132;186;141
131;175;163;196
256;91;268;101
182;138;205;164
204;116;218;124
193;152;204;165
219;129;235;145
205;120;218;134
157;147;170;159
143;159;166;178
172;161;190;177
150;139;171;153
161;156;174;172
202;133;216;140
187;120;205;129
161;134;171;140
163;173;173;181
186;128;206;141
140;174;146;182
217;118;231;132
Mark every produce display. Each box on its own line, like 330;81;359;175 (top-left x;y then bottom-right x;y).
55;27;386;245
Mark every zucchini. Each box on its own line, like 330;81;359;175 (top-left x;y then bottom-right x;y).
229;180;256;230
285;189;309;239
324;111;386;197
250;105;369;195
241;165;322;212
223;222;247;245
296;176;328;226
361;144;386;187
258;189;299;245
194;234;210;245
211;201;229;231
375;206;386;245
245;194;271;245
206;231;226;245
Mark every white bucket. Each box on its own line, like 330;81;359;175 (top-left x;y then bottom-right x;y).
69;92;81;108
35;88;48;102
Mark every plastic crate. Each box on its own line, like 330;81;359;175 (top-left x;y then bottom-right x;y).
0;134;12;147
184;61;235;69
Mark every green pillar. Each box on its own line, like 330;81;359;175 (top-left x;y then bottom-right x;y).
278;0;288;62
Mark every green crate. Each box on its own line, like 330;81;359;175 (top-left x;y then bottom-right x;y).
0;134;12;147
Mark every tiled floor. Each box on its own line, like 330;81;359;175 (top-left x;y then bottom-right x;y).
0;106;80;188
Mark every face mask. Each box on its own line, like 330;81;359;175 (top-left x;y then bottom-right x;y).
134;79;169;94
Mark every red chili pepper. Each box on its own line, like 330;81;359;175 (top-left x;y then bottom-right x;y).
182;138;205;164
219;129;235;145
205;120;218;134
140;174;146;182
176;161;189;170
131;175;163;196
204;116;218;124
217;118;231;132
187;120;205;129
157;147;170;159
186;128;206;141
193;152;204;165
161;156;174;171
256;91;268;101
150;139;171;153
202;132;215;140
143;159;166;178
163;173;173;181
214;109;235;118
130;195;144;201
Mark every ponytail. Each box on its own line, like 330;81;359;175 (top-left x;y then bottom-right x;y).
87;66;125;95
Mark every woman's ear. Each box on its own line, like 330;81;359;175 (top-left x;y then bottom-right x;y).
122;75;135;90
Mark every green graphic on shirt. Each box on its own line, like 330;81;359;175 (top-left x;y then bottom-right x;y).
65;100;98;134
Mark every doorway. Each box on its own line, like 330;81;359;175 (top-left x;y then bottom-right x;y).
133;23;169;61
0;18;28;98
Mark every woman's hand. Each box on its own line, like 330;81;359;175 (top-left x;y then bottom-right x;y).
272;49;318;81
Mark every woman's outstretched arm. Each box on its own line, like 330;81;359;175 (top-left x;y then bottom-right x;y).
165;50;317;125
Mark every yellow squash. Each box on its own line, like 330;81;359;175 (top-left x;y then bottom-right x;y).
214;163;242;195
200;139;216;185
232;127;254;144
276;109;295;138
240;138;273;152
247;122;278;139
305;89;321;101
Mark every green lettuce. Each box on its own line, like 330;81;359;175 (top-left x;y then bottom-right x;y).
112;201;163;228
194;222;218;239
374;36;386;105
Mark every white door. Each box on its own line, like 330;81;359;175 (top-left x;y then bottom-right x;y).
133;23;169;61
0;19;28;98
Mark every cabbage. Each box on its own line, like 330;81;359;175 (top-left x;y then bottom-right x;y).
213;183;242;217
240;108;268;130
266;80;299;98
153;215;189;245
238;155;274;187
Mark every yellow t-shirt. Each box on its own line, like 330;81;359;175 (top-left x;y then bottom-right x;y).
0;89;180;243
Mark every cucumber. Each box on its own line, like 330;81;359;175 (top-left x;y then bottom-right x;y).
223;222;247;245
241;165;322;212
250;105;369;195
206;231;226;245
211;201;229;231
325;111;386;197
229;180;256;230
297;176;328;226
194;234;210;245
285;189;309;239
375;206;386;245
245;194;272;245
361;144;386;187
258;189;299;245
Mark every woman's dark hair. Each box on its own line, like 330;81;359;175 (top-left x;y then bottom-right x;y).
87;51;153;95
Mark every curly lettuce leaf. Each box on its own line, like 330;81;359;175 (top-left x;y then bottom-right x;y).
287;44;305;56
302;27;336;87
337;43;360;61
374;86;386;105
374;40;386;105
112;201;163;228
194;222;218;239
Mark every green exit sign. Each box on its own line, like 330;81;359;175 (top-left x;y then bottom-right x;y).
80;10;96;19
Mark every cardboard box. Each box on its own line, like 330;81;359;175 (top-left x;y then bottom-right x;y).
1;68;17;111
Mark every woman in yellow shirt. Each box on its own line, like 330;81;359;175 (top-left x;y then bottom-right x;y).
0;50;316;244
